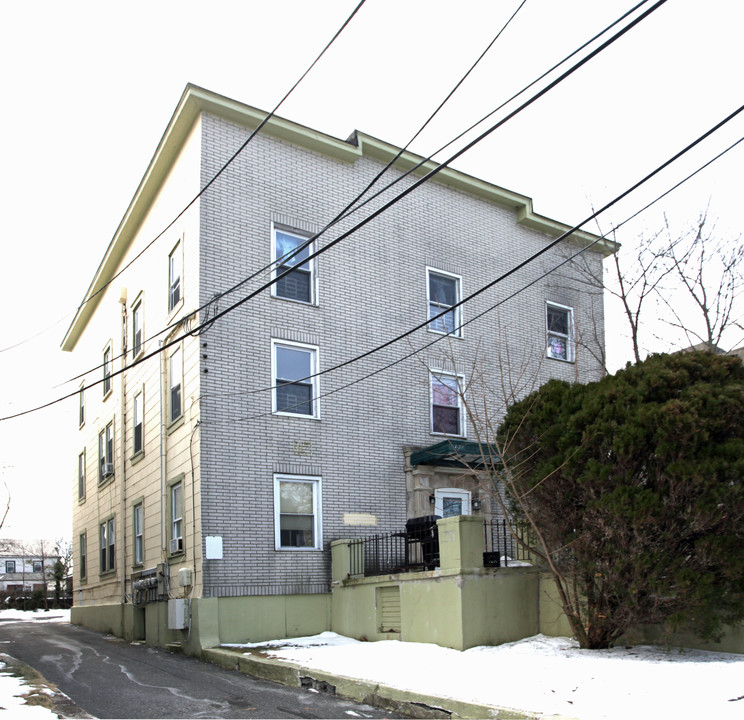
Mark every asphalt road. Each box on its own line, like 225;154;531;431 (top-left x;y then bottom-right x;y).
0;618;397;719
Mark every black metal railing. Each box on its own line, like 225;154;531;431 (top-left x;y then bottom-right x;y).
484;518;532;567
348;515;440;577
346;515;533;577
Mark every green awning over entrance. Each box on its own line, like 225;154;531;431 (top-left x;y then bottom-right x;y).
409;440;501;468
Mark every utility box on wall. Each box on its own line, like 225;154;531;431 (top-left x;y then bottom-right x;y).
168;599;188;630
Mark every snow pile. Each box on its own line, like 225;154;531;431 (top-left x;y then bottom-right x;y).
234;632;744;720
0;609;72;719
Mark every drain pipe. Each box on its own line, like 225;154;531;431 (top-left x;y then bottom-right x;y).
119;290;128;605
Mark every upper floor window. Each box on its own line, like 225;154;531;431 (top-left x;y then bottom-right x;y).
427;268;461;336
272;228;315;304
132;298;143;359
169;348;182;424
133;391;144;455
430;372;465;437
78;450;86;500
5;561;15;573
32;561;42;573
546;302;574;362
79;383;85;427
274;474;322;550
99;422;114;482
103;345;112;397
272;341;319;418
168;241;182;312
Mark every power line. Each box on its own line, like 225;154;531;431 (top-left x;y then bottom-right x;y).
0;0;672;421
0;0;368;355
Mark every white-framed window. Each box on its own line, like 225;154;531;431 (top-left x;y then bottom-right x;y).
272;227;315;304
434;488;471;518
79;382;85;427
79;533;87;580
99;517;115;574
78;450;86;500
103;344;112;397
133;503;144;565
427;268;462;336
5;561;15;573
98;422;114;482
274;474;322;550
170;481;183;554
430;372;465;437
546;302;574;362
133;390;144;455
272;340;319;418
132;297;144;359
169;347;182;424
168;240;182;312
32;560;42;573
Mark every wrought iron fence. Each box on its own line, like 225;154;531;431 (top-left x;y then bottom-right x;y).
346;516;532;577
484;518;532;567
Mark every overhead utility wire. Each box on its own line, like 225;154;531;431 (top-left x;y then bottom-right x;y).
0;0;367;355
53;0;665;391
214;131;744;419
56;0;531;385
1;0;669;421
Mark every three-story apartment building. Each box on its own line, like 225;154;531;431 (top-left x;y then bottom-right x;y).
64;84;614;652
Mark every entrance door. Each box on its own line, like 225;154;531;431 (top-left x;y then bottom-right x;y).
434;488;471;517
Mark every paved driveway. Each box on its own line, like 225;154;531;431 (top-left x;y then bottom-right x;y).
0;619;396;718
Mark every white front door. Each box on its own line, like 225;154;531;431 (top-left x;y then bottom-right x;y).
434;488;471;517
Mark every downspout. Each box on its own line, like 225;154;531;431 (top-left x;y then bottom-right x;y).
119;290;128;604
159;340;168;561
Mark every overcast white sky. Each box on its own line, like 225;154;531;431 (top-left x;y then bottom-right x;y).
0;0;742;541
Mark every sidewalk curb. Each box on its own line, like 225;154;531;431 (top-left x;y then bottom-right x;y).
203;647;574;719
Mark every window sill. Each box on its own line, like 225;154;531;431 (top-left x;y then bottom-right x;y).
103;389;113;402
130;451;145;465
167;415;185;435
427;328;463;339
167;552;186;563
132;348;145;363
271;294;318;308
167;299;184;320
272;411;321;421
430;431;467;439
99;570;116;579
275;546;322;552
78;496;86;505
546;354;575;364
78;578;87;585
131;563;144;570
98;475;115;489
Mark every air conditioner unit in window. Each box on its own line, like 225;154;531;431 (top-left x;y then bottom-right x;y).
103;463;114;477
169;538;183;554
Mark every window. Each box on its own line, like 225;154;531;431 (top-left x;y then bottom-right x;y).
272;341;319;417
274;475;322;550
170;481;183;554
133;503;144;565
98;422;114;482
430;372;464;436
546;302;573;362
32;561;42;573
169;348;182;423
132;299;143;358
79;383;85;427
272;227;315;304
100;517;115;573
103;345;112;397
79;534;87;580
133;391;143;455
4;561;15;573
78;450;86;500
168;241;182;311
427;268;461;336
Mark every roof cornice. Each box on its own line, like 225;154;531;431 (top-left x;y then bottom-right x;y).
61;84;617;351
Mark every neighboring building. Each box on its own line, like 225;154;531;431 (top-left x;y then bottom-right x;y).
0;542;58;600
63;84;615;652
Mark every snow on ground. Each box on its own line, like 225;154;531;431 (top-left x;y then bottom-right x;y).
0;609;71;719
229;631;744;720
